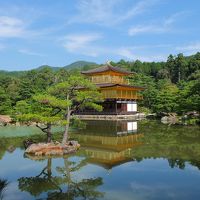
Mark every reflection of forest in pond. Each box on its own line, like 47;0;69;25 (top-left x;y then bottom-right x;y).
0;120;200;169
18;158;104;200
0;120;200;199
0;178;8;200
71;120;200;170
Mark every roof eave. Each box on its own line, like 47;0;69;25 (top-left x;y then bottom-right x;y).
81;65;135;75
97;84;145;90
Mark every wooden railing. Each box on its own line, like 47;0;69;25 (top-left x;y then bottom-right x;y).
101;90;143;100
90;75;128;84
75;110;137;115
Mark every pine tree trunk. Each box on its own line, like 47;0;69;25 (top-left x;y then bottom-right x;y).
46;123;52;143
47;158;52;178
64;158;72;197
36;122;52;143
62;106;71;145
178;70;181;82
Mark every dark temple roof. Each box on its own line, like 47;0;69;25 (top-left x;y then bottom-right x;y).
96;83;145;90
81;64;134;75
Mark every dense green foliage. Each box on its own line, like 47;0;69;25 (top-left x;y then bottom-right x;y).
0;53;200;116
14;72;102;143
112;52;200;114
0;67;56;114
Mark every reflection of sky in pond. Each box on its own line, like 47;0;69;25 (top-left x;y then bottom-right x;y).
75;159;200;200
0;120;200;200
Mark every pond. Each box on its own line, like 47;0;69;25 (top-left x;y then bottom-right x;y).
0;120;200;200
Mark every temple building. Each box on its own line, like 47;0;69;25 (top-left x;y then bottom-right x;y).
78;63;144;117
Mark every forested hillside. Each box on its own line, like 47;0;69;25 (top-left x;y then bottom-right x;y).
0;53;199;116
111;53;200;114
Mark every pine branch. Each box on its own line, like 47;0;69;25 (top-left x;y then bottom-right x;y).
51;107;61;116
36;123;48;133
72;99;86;112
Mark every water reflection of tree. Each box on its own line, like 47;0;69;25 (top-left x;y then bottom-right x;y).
18;158;62;196
18;157;104;199
0;179;8;200
168;159;200;170
51;158;104;200
168;159;186;169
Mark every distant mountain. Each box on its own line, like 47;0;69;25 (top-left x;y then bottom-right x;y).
63;61;97;70
0;70;26;77
36;65;60;71
0;61;99;76
36;61;98;71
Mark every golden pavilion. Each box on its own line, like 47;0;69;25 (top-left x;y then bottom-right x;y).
80;63;144;115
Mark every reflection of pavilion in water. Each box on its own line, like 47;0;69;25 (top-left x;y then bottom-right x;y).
73;120;143;169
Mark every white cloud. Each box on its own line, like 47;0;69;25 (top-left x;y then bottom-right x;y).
128;11;188;36
114;42;199;61
116;47;167;61
116;48;135;60
72;0;118;25
128;25;166;36
0;2;60;41
0;15;44;39
0;16;23;26
18;49;46;57
62;33;102;56
61;32;198;62
0;12;57;40
62;34;170;61
0;16;26;38
130;181;177;199
176;42;200;54
119;0;160;22
68;0;160;26
164;11;189;26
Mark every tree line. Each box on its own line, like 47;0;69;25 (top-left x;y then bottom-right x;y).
0;52;200;116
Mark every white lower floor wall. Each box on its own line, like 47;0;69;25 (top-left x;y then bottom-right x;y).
127;102;137;112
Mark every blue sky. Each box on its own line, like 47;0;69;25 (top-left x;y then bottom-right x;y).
0;0;200;71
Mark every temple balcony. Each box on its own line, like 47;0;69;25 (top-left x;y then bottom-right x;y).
101;89;143;100
89;75;129;85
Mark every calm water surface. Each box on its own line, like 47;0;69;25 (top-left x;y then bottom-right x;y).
0;120;200;200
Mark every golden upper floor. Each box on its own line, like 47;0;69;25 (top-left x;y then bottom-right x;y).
81;64;144;100
81;64;134;85
89;74;128;84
